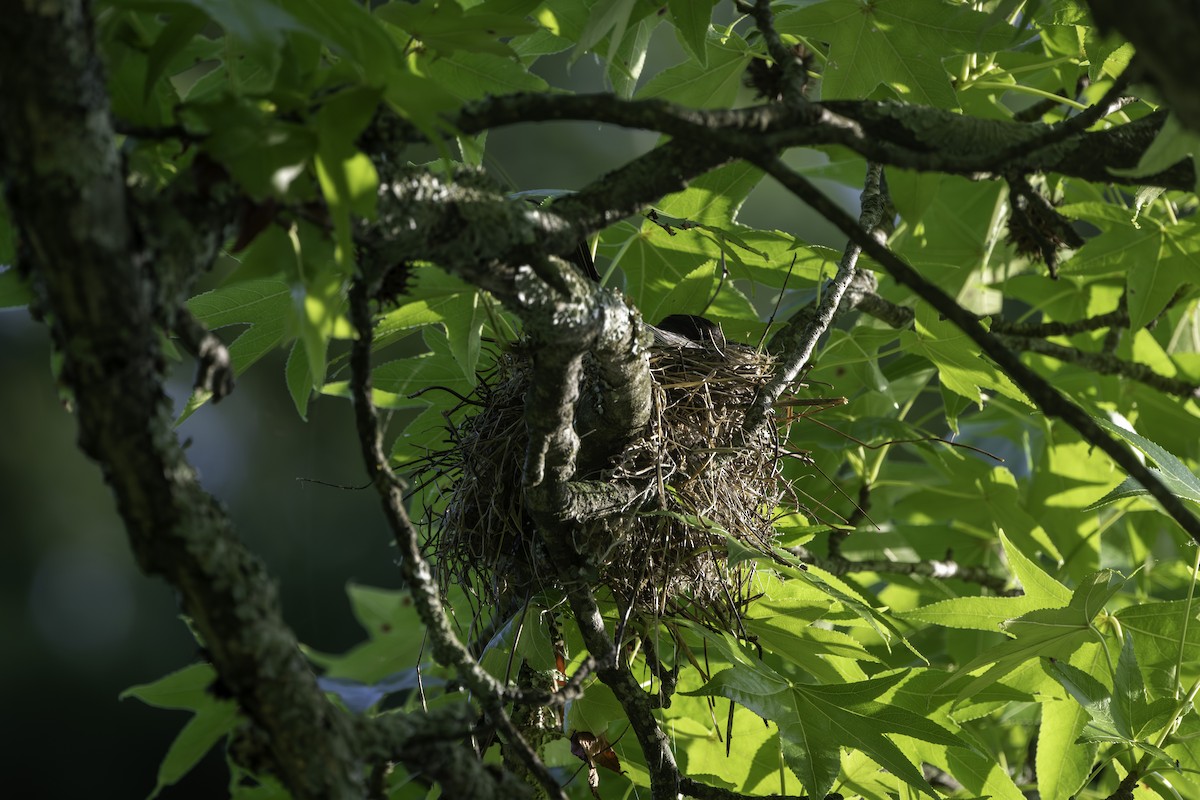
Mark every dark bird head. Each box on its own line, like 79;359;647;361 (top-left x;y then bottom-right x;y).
654;314;727;349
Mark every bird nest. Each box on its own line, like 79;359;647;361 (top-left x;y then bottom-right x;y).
421;337;789;630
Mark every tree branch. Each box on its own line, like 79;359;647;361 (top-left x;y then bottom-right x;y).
999;334;1200;399
437;93;1193;189
787;546;1014;595
347;279;565;800
748;163;888;429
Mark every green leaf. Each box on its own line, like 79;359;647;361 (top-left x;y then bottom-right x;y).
607;15;657;99
636;32;751;107
1116;599;1200;699
903;303;1032;408
285;339;312;420
656;161;763;223
151;702;239;798
1044;651;1175;764
114;0;312;71
1042;656;1122;737
304;583;425;683
314;86;382;269
297;269;353;388
346;582;417;638
121;663;239;798
574;0;637;60
776;0;1016;108
1061;217;1200;331
951;570;1126;696
143;8;210;100
1001;530;1072;607
377;0;536;56
0;266;32;308
1037;695;1094;800
121;662;220;710
422;51;549;99
667;0;712;66
649;261;757;328
187;279;294;374
184;98;318;199
1085;417;1200;511
691;666;961;799
1110;113;1200;193
1112;631;1147;740
903;594;1050;633
374;267;483;382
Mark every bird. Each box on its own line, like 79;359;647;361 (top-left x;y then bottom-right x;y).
653;314;727;349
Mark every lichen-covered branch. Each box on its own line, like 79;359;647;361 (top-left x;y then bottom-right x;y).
359;166;659;475
437;93;1193;189
0;5;364;797
748;162;888;429
787;546;1014;595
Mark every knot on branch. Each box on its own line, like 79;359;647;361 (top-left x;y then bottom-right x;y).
1005;174;1084;278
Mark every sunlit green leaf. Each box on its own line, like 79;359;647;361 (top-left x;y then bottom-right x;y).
636;32;752;107
775;0;1016;108
950;571;1126;696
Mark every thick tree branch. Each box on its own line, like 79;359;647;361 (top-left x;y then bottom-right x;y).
0;5;365;797
439;93;1193;189
995;66;1136;162
752;158;1200;546
550;137;734;239
359;167;656;476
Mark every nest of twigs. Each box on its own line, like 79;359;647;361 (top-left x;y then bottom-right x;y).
424;336;786;629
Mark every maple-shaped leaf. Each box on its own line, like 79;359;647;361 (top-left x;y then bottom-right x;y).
903;532;1071;631
1042;634;1176;765
121;663;241;798
376;0;537;57
775;0;1016;108
689;667;963;799
1062;214;1200;333
179;278;296;422
949;570;1126;697
1084;417;1200;512
902;303;1031;408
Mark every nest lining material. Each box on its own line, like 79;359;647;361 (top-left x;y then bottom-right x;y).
426;334;787;626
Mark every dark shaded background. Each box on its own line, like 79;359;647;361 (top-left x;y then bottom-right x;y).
1;34;849;798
